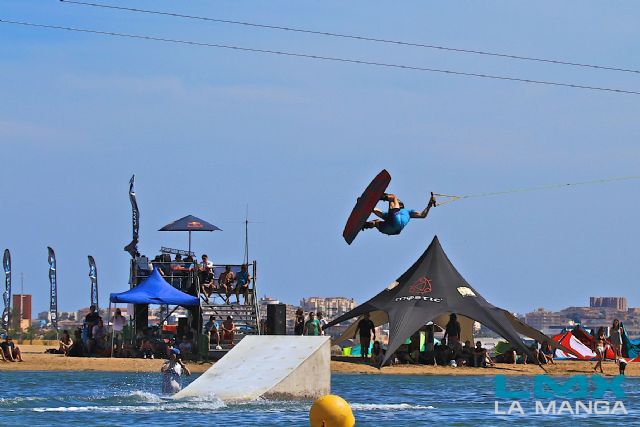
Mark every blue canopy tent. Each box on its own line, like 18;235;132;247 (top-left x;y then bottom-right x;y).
108;268;199;356
110;268;199;306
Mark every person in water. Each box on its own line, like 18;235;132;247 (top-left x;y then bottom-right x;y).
362;192;436;235
161;348;191;394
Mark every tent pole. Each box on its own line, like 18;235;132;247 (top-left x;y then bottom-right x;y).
108;302;113;358
188;231;192;254
158;305;180;325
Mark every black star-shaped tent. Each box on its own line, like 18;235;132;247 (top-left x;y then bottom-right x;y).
324;236;575;367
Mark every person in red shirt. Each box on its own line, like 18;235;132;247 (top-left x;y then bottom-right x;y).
221;316;235;345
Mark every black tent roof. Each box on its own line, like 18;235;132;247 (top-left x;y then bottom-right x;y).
324;236;543;367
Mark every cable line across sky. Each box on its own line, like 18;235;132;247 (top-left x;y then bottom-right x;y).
433;175;640;206
59;0;640;75
2;19;640;95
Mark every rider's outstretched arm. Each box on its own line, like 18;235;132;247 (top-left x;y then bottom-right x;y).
372;208;385;219
410;193;436;219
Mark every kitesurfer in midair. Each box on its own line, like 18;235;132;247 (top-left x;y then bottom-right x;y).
361;192;436;235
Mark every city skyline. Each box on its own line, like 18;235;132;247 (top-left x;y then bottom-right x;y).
17;291;636;322
13;290;640;338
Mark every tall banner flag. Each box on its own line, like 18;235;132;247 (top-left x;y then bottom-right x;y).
124;174;140;258
88;255;99;310
2;249;11;331
47;247;58;329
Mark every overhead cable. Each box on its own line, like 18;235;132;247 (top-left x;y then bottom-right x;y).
2;19;639;95
59;0;640;75
434;175;640;206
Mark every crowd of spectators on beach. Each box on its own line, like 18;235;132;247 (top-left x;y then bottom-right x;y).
61;304;118;357
338;312;563;369
17;251;257;362
27;297;626;378
136;325;198;360
44;304;195;361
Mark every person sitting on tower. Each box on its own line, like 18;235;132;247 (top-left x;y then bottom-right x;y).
361;193;437;235
218;265;236;304
198;254;215;303
204;315;221;350
221;316;235;345
234;264;252;305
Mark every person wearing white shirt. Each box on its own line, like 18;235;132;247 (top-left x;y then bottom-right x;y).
111;308;127;355
317;312;329;336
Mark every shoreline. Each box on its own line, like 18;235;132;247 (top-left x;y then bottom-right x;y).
331;360;635;376
1;346;636;376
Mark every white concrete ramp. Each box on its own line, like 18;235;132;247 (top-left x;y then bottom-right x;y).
175;336;331;401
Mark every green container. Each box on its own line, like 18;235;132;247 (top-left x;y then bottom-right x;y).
198;334;210;358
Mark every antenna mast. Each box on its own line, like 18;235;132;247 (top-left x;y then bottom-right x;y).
243;205;249;265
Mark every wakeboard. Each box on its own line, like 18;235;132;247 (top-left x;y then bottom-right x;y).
342;169;391;244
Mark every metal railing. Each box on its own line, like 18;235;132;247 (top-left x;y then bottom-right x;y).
129;257;262;352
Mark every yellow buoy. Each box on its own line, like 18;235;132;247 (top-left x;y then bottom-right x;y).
309;394;355;427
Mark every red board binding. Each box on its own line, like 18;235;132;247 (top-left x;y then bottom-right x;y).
342;170;392;244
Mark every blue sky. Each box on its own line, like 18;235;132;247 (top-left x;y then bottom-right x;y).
1;1;639;315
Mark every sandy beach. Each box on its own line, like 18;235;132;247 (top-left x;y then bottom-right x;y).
1;345;636;376
331;359;639;376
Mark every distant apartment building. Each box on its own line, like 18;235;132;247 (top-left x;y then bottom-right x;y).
590;297;627;311
522;297;640;338
524;308;573;335
33;310;80;329
300;297;356;320
12;294;32;330
299;297;358;340
60;311;78;322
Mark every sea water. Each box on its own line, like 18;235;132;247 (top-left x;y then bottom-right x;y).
0;371;638;426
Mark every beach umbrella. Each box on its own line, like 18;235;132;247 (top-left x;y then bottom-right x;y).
159;215;222;253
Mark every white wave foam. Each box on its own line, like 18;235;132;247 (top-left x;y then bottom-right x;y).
351;403;434;411
33;401;225;413
0;396;47;404
33;407;97;413
128;390;163;403
0;396;49;408
82;390;166;404
173;392;222;403
32;394;226;414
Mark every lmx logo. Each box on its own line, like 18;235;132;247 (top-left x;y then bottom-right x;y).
495;375;625;399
